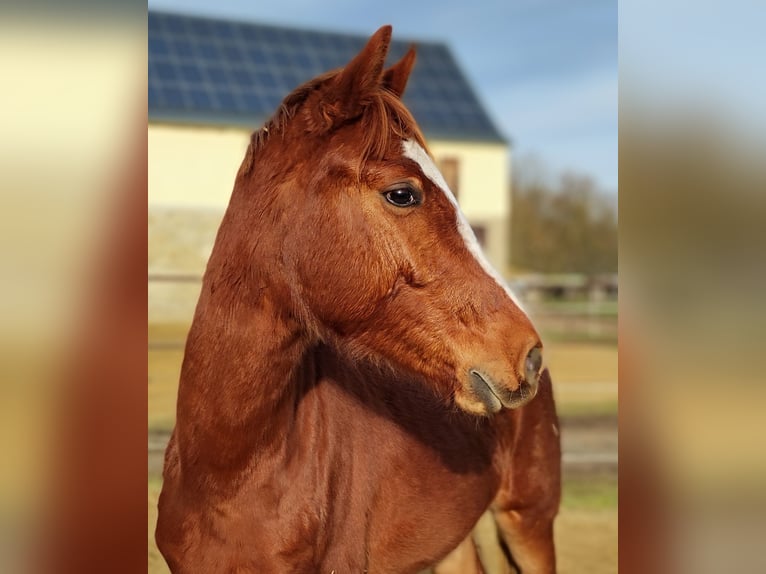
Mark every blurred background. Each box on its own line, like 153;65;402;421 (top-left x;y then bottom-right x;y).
2;0;763;573
146;2;617;573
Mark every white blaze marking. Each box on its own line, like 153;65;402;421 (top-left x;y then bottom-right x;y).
402;140;527;314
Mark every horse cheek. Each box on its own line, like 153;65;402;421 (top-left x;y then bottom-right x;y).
294;227;393;331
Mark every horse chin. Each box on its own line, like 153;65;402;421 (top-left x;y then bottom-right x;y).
455;369;539;416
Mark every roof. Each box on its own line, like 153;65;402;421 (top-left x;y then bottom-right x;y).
148;11;506;143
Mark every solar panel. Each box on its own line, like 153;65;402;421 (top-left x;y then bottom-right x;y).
230;67;254;87
153;60;178;83
214;90;238;111
169;37;194;59
188;17;215;38
148;11;504;142
149;35;170;57
163;14;187;35
244;47;270;68
148;83;161;108
203;64;229;85
179;64;203;84
196;41;221;61
162;86;185;109
220;43;244;63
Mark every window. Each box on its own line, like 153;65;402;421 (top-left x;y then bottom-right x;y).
438;157;460;200
471;224;487;247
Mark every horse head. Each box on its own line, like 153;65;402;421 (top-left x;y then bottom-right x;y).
227;26;543;417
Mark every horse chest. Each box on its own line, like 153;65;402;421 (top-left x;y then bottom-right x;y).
270;389;501;571
361;427;499;570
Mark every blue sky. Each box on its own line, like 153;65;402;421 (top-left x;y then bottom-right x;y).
620;0;766;141
148;0;618;192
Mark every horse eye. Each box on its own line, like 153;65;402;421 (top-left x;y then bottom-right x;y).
384;187;419;207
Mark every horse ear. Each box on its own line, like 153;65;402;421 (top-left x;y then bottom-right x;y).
383;46;416;98
324;25;392;122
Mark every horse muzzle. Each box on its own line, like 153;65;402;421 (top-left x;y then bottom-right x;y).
460;345;544;415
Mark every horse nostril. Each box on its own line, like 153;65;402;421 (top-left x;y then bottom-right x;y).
524;346;543;383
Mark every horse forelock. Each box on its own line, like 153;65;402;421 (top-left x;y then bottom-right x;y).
240;74;428;178
356;89;428;164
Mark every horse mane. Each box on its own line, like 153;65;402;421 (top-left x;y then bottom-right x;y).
239;71;428;176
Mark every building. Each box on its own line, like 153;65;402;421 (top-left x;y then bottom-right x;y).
149;10;511;323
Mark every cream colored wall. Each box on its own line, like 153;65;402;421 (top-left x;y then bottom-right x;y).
429;140;511;271
149;123;251;208
428;141;510;218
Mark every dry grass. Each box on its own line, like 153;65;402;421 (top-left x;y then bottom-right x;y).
148;348;184;431
556;508;618;574
544;342;617;384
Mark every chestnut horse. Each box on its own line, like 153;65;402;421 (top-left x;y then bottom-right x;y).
156;26;560;574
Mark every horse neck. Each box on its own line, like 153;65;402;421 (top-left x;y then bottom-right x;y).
174;239;312;477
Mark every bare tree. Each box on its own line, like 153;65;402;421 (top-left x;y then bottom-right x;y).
510;158;617;274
